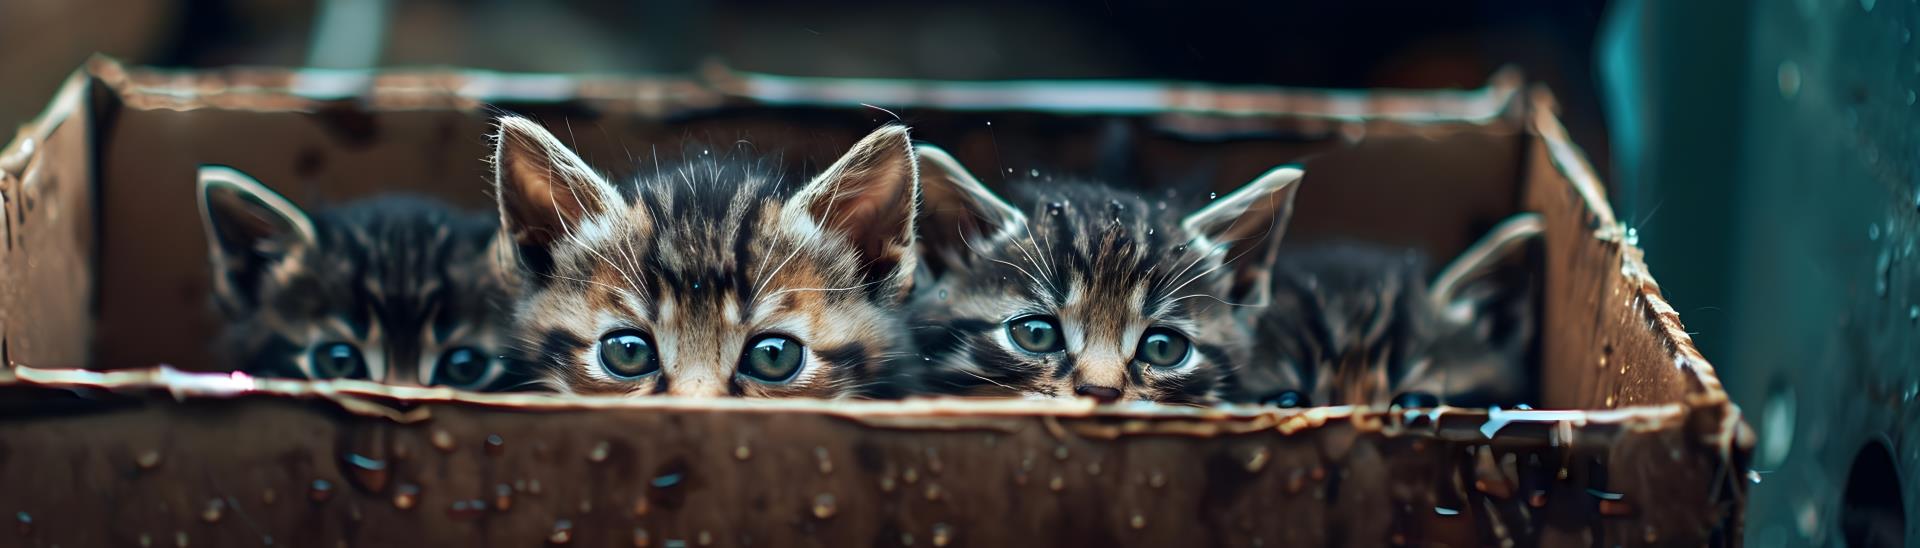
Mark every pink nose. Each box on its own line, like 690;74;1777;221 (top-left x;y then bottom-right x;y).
1074;385;1123;403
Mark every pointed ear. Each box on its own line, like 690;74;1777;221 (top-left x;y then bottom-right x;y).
790;125;920;300
914;144;1025;275
1180;165;1305;306
1431;214;1542;347
197;165;316;310
490;115;622;250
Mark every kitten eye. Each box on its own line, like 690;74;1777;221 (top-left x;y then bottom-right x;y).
1007;316;1065;353
310;342;368;380
1391;391;1442;410
1135;328;1191;368
1263;390;1310;408
598;330;660;379
740;335;805;383
433;347;494;390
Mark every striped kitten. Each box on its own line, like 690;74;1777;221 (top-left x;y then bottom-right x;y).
1236;214;1542;409
907;146;1302;404
489;117;919;398
197;166;521;390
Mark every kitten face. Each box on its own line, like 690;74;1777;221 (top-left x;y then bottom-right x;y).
1238;215;1541;408
908;146;1302;404
491;117;919;398
198;166;521;390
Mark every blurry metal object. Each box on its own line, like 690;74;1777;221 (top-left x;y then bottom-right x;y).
307;0;391;70
0;58;1749;546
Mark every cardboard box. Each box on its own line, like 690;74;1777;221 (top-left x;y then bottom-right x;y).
0;57;1752;546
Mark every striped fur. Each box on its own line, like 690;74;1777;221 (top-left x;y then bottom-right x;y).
907;146;1302;404
197;166;522;390
490;117;919;398
1233;217;1540;408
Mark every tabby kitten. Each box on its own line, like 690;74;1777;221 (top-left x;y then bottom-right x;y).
197;166;520;390
1235;213;1542;409
907;145;1302;404
490;116;919;398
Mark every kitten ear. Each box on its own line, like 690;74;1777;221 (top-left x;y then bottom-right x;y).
1430;213;1543;353
490;115;622;250
914;144;1026;275
791;125;920;300
1179;165;1305;306
197;165;317;311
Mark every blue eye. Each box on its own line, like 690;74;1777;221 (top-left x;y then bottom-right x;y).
1007;316;1064;353
599;331;659;379
310;343;368;380
433;347;495;390
739;335;805;383
1263;390;1309;408
1135;328;1191;368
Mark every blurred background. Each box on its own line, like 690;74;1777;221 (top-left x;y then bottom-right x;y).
3;0;1914;545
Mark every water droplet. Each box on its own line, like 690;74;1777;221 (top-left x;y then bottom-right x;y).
1245;448;1270;473
1130;513;1147;529
985;121;992;126
1624;227;1640;246
923;483;943;501
448;499;487;520
429;430;455;452
485;434;505;456
308;479;335;503
136;450;163;470
931;523;954;546
1029;169;1040;177
692;282;701;289
1434;506;1460;516
1910;305;1918;321
548;519;574;544
1878;251;1893;297
588;441;611;463
1208;192;1218;200
814;446;834;475
1748;470;1764;485
801;492;836;520
734;444;752;461
14;512;30;536
1048;474;1065;492
1871;223;1883;241
1046;202;1065;216
1172;244;1188;254
200;499;224;523
1053;445;1070;461
344;453;390;492
1149;470;1167;488
903;467;920;484
651;472;683;489
702;149;710;156
393;484;420;510
495;484;515;511
633;528;651;547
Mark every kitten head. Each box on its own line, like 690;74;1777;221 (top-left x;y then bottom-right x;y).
197;166;521;390
491;116;919;398
1244;214;1541;408
908;145;1302;404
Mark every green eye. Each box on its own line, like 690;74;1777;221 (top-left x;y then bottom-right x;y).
310;342;368;380
433;347;494;390
1007;316;1064;353
1135;329;1191;368
740;335;805;383
599;330;659;379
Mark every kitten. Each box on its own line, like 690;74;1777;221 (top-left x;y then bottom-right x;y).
197;166;521;390
906;145;1302;404
1235;214;1542;409
489;116;919;398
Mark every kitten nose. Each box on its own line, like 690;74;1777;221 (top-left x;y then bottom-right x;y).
1073;384;1123;403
